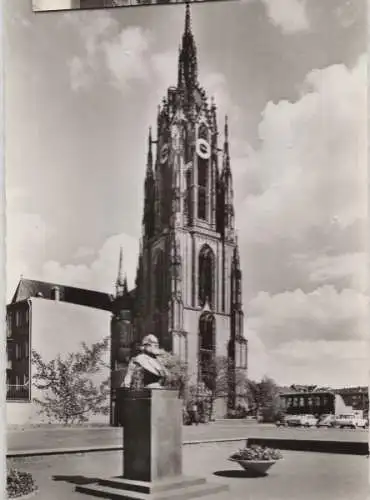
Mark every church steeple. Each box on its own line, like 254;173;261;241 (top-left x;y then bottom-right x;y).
116;247;125;297
222;115;231;175
147;126;153;174
143;127;156;239
178;2;198;93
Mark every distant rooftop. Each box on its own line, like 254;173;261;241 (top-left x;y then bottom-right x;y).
10;278;113;312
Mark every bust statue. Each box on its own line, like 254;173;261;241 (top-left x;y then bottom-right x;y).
122;334;168;389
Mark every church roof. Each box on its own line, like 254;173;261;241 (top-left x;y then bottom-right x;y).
10;278;113;312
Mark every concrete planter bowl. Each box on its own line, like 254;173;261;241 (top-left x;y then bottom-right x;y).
229;457;277;476
228;445;283;476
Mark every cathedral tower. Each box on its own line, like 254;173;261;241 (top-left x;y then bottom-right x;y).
134;3;247;411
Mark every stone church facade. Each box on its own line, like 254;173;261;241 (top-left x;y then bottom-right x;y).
111;4;247;418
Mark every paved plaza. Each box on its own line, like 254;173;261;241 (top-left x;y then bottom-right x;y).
7;421;368;454
8;442;368;500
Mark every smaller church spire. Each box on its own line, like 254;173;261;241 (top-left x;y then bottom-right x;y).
185;0;191;33
123;273;128;295
178;2;198;94
147;127;153;173
116;247;125;296
224;115;229;155
222;115;231;175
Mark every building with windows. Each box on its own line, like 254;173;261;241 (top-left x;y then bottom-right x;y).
6;278;112;425
111;4;247;418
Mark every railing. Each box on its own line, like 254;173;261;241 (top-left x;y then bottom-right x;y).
6;383;30;401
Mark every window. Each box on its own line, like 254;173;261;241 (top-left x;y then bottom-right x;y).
199;313;215;391
299;397;304;407
15;343;20;360
235;339;247;370
198;245;215;309
197;124;209;221
25;309;29;324
198;184;207;220
6;313;12;337
24;340;29;359
185;169;192;220
15;311;21;327
15;375;20;387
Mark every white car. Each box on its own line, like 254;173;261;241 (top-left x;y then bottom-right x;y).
286;414;318;427
317;414;335;428
333;414;367;429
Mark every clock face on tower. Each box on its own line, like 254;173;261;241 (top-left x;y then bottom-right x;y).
196;138;211;160
160;143;169;164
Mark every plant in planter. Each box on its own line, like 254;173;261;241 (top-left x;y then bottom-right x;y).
229;445;283;476
7;468;38;499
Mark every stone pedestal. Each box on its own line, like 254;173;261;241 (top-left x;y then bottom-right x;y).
76;389;227;499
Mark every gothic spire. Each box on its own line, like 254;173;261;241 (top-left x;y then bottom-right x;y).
222;115;231;176
116;247;124;296
146;127;153;175
178;2;198;92
123;273;128;295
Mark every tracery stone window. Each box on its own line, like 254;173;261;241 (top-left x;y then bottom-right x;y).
198;313;216;391
197;124;209;221
198;245;215;309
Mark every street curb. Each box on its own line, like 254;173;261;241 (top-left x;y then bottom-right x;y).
7;438;249;458
7;435;369;458
247;437;369;456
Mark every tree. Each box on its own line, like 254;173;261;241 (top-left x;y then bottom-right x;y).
247;376;281;421
157;350;188;398
31;337;110;424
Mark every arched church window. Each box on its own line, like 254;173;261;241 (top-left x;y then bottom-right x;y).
198;245;215;309
198;313;216;391
185;169;192;220
197;124;210;221
154;250;166;310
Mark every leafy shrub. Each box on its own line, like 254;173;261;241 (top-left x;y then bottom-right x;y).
7;468;38;499
230;445;283;462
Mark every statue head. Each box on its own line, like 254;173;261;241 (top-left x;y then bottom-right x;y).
141;334;160;357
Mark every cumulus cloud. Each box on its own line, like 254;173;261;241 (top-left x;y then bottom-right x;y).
238;55;367;295
42;232;139;293
102;27;152;89
237;55;368;384
247;286;368;349
6;211;139;301
261;0;310;34
6;213;54;301
66;11;176;94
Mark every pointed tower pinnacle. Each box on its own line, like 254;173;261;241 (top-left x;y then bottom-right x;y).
123;274;128;295
115;247;125;296
222;115;231;174
178;2;198;92
147;127;153;174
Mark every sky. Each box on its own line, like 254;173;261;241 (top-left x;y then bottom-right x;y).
4;0;368;387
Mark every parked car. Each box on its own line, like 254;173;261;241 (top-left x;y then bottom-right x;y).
285;414;318;427
316;414;335;428
333;414;367;429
